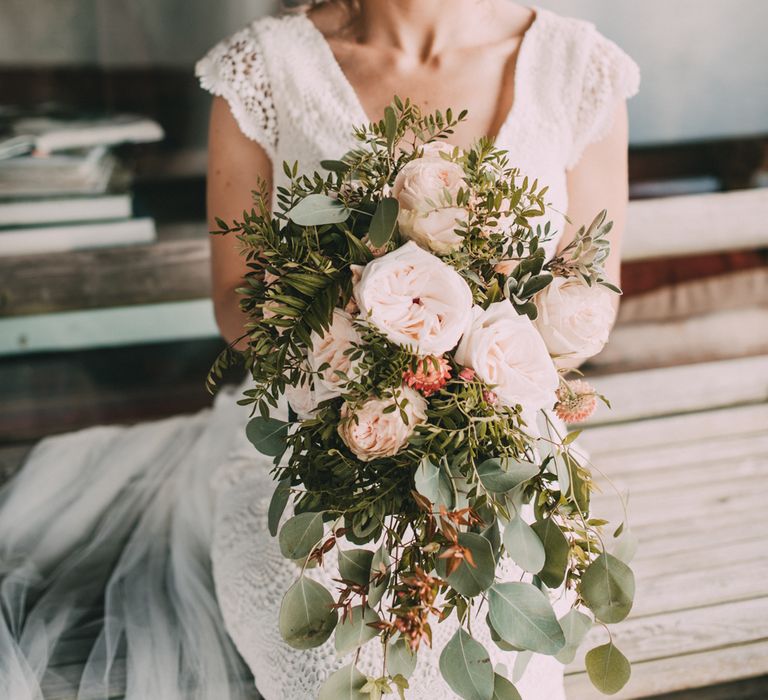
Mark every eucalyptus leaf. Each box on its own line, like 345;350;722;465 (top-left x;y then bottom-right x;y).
384;106;398;149
267;478;291;537
387;638;417;679
246;416;288;457
488;582;565;655
511;650;533;683
279;577;337;649
585;642;631;695
486;613;522;652
580;553;635;623
436;532;495;597
477;458;539;493
438;628;494;700
414;456;453;509
367;197;399;247
492;674;522;700
334;605;380;656
368;545;391;607
502;516;545;574
338;548;375;587
531;518;569;588
279;512;324;560
288;193;351;226
555;609;593;664
318;664;368;700
609;526;639;564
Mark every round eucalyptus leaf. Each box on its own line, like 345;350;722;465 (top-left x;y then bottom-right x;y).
531;517;569;588
334;605;380;656
488;582;565;656
288;193;351;226
477;458;539;493
338;548;374;587
279;576;337;649
368;545;392;607
246;416;288;457
367;196;399;247
511;650;533;683
436;532;495;597
438;628;494;700
585;642;631;695
414;456;453;509
486;613;522;652
492;673;522;700
555;609;593;664
580;553;635;624
609;526;639;564
279;511;324;560
481;517;501;563
502;516;545;574
318;663;368;700
267;478;291;537
387;638;417;679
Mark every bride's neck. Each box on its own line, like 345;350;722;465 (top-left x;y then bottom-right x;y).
355;0;513;60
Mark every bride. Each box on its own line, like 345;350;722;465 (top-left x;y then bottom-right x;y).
0;1;639;698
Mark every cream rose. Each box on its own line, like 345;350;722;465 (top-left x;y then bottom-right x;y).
534;277;616;369
455;302;559;413
392;152;468;254
285;378;336;420
338;386;427;461
307;309;362;396
353;241;473;355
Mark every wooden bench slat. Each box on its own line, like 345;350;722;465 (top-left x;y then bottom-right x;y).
565;638;768;699
567;596;768;673
579;403;768;455
586;355;768;425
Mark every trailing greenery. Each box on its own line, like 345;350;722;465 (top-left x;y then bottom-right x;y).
209;97;634;699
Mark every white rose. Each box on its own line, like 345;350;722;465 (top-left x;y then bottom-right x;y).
353;241;473;355
419;141;460;160
308;309;362;396
534;277;616;369
285;378;336;420
455;302;559;413
338;386;427;461
392;154;468;254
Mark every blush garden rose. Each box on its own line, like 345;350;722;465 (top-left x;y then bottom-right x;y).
307;309;362;397
353;241;473;356
455;302;559;413
337;386;428;461
392;149;468;254
534;276;616;369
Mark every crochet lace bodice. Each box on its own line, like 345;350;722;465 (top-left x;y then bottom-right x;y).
196;6;639;259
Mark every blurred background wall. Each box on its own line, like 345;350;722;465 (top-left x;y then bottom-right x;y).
2;0;767;147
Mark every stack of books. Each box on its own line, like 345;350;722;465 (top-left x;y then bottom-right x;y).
0;114;164;256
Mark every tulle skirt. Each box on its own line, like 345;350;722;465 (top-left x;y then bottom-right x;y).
0;384;256;700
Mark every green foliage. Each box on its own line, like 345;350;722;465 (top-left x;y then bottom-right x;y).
492;674;522;700
532;517;570;588
246;416;289;457
437;532;495;597
318;664;368;700
267;478;291;536
585;642;631;695
279;577;338;649
338;548;375;586
555;609;593;664
580;553;635;624
279;512;324;560
487;582;565;655
439;628;494;700
477;457;539;493
502;515;545;574
334;605;380;655
387;638;417;679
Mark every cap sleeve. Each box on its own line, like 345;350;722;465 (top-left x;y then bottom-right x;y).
566;29;640;170
195;25;278;161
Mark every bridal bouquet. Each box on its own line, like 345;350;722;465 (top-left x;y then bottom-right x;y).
210;98;635;699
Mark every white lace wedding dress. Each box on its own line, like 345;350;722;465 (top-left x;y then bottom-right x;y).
0;7;638;700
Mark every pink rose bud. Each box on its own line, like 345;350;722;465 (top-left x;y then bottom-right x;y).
459;368;476;381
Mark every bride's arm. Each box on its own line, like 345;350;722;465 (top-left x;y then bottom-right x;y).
206;97;273;349
560;98;630;312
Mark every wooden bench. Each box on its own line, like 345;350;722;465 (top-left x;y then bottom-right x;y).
564;356;768;698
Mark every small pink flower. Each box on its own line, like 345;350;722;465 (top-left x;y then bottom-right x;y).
483;390;498;405
404;356;452;397
555;379;598;423
459;368;476;382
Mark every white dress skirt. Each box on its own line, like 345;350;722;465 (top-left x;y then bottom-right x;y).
0;7;639;699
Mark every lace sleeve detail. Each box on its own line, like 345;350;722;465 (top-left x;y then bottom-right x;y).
566;30;640;170
195;25;278;161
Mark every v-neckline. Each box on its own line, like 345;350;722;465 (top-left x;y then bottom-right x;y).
297;6;544;144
